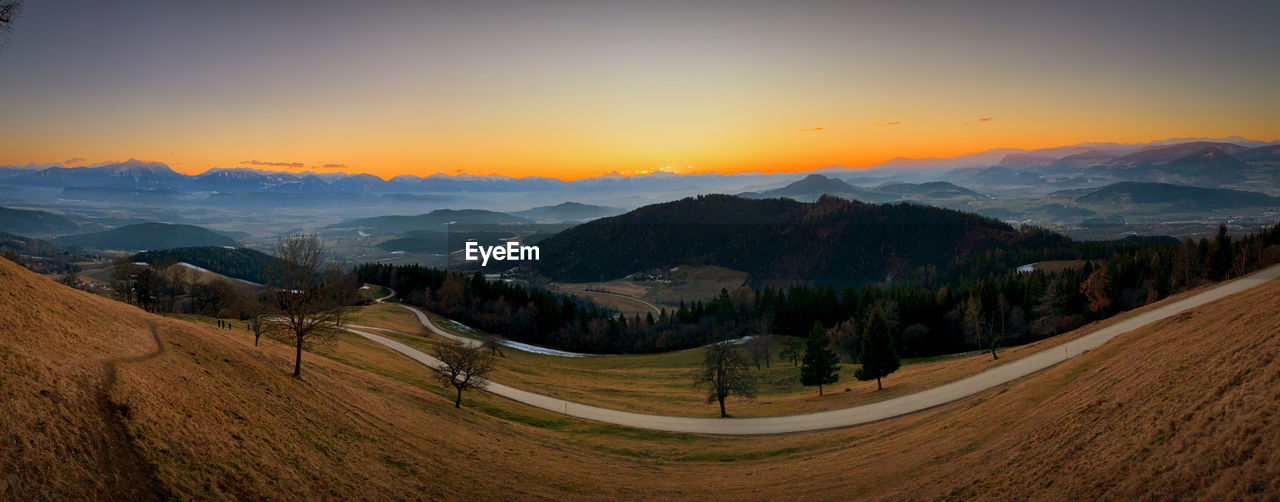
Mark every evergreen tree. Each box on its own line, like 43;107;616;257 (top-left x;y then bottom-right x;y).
800;322;841;395
1209;224;1233;280
855;310;900;390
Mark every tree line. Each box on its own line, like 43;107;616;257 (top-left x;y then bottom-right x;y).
360;223;1280;362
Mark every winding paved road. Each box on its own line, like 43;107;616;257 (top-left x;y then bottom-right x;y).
347;265;1280;435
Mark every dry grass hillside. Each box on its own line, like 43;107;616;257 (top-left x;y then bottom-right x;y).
2;255;1279;500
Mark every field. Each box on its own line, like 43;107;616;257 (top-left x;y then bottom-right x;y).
5;256;1280;500
551;265;749;312
349;283;1227;418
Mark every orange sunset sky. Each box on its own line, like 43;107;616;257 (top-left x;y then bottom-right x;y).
1;1;1278;181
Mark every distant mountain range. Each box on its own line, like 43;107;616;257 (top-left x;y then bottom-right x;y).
55;223;237;251
2;137;1276;199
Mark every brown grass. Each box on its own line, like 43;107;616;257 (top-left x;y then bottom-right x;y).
4;255;1279;500
372;287;1228;419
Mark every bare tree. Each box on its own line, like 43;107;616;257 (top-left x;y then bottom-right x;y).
242;292;276;346
266;234;353;378
746;333;772;370
695;341;756;418
0;0;20;52
780;335;805;367
963;296;998;360
481;334;505;357
433;341;493;408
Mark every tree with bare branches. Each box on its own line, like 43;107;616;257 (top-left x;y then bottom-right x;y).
433;341;493;408
266;234;353;378
695;341;756;418
0;1;21;51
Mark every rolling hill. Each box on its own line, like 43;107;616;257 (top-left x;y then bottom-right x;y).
328;209;528;234
510;202;624;223
533;194;1072;284
131;246;279;284
739;174;891;202
1071;182;1279;210
0;206;83;235
54;223;237;251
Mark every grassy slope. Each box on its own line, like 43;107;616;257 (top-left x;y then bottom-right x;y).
376;284;1229;418
3;256;1279;499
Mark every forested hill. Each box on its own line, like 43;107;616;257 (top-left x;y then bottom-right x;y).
55;223;236;251
131;246;279;284
533;194;1074;285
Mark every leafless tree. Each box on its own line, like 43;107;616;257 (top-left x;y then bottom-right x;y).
695;341;757;418
0;1;22;50
242;292;276;346
481;334;505;357
963;296;998;360
746;332;772;370
433;341;493;408
266;234;353;378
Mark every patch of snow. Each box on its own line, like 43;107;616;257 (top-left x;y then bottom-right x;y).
221;246;236;250
1016;264;1036;273
669;266;679;271
360;285;371;290
178;262;209;272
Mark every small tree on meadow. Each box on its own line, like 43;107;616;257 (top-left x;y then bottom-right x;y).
800;322;840;396
855;310;900;390
434;341;493;408
695;341;757;418
746;332;772;370
780;336;805;367
266;234;353;378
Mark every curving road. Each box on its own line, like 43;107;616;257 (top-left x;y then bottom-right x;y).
347;265;1280;435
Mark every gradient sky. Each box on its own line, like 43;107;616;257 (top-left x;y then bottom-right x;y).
1;0;1278;180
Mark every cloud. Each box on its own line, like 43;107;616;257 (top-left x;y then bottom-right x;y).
798;127;824;132
874;121;901;127
242;160;306;168
239;160;348;170
963;117;994;126
63;157;86;165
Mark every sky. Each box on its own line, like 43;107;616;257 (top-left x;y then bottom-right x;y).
0;0;1278;181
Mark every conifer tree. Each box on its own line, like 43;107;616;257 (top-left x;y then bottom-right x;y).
800;322;841;395
855;310;900;390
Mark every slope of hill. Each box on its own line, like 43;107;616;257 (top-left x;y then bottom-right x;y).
3;251;1280;499
0;206;82;235
533;194;1071;283
0;231;67;257
1073;182;1279;210
328;209;528;234
54;223;236;251
131;246;279;284
1118;141;1249;163
875;181;980;198
511;202;624;223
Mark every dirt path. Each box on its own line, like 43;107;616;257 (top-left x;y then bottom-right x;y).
351;265;1280;435
98;322;170;499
